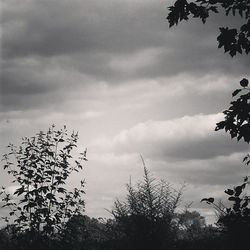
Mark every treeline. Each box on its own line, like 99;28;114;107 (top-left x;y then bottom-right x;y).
0;156;245;250
0;214;224;250
0;164;224;250
0;144;249;250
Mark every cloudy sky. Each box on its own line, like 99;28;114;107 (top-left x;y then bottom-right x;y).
1;0;250;224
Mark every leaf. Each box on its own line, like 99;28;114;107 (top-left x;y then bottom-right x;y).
215;121;226;131
3;164;9;170
240;78;249;87
201;197;214;203
232;89;242;97
243;155;249;162
225;189;234;195
46;193;55;201
234;185;243;196
48;151;54;157
242;200;249;208
228;197;238;202
14;187;25;196
57;187;66;193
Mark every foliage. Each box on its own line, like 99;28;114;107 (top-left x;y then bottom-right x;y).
167;0;250;247
218;178;250;233
0;225;18;250
0;125;87;240
62;215;108;250
175;225;224;250
201;177;250;249
109;157;183;250
214;78;250;199
215;78;250;143
202;80;250;249
176;210;206;235
167;0;250;56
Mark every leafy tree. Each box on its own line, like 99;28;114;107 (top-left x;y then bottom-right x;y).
215;81;250;249
202;80;250;249
109;157;183;250
176;210;206;235
62;215;108;250
174;209;224;250
0;125;87;243
167;0;250;56
167;2;250;248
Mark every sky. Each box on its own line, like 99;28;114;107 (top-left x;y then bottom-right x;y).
1;0;250;225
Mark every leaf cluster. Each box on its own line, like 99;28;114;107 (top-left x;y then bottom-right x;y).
215;78;250;143
203;178;250;247
202;78;250;248
0;125;87;236
167;0;250;56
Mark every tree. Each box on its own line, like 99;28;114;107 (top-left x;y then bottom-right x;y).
167;1;250;248
175;209;223;250
177;210;206;235
201;80;250;249
109;157;183;250
0;125;87;243
167;0;250;57
62;215;108;250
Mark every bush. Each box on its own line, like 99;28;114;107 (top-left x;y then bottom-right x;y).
108;157;183;250
0;125;87;249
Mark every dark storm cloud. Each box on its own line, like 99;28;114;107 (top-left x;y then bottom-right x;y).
2;0;249;81
1;0;249;113
1;60;57;110
2;0;165;58
1;67;51;95
1;0;249;223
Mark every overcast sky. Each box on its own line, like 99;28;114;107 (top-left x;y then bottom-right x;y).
1;0;250;224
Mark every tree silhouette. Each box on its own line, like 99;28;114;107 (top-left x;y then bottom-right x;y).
62;215;108;250
167;0;250;57
167;1;250;248
0;125;87;248
109;157;183;250
208;81;250;249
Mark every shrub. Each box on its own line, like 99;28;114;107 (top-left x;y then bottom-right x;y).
109;157;183;250
0;125;87;249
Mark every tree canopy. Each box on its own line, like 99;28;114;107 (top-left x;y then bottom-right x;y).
167;0;250;56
